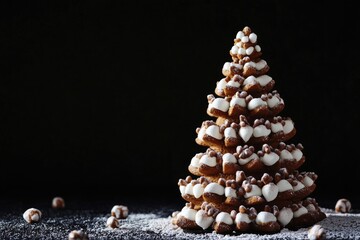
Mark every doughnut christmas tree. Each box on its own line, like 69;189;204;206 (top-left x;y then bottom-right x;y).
172;27;326;234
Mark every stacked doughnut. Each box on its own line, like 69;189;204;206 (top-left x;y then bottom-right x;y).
172;26;326;234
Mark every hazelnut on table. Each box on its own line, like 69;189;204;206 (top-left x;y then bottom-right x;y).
52;196;65;209
23;208;42;223
308;224;326;240
106;216;119;229
111;205;128;219
68;229;89;240
335;198;351;213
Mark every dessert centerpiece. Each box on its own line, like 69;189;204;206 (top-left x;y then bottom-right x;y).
172;26;326;234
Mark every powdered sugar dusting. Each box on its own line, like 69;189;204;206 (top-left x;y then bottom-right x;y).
1;207;359;239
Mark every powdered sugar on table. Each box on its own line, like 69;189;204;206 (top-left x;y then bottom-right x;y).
1;207;359;239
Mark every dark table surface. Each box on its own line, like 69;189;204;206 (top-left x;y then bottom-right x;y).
1;194;359;240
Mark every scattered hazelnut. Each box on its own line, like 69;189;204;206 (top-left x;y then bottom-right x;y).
23;208;42;223
111;205;128;219
52;196;65;209
106;216;120;229
68;230;89;240
335;198;351;213
308;224;326;240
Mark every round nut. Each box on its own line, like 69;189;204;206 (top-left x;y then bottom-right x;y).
308;224;326;240
106;216;119;229
335;198;351;213
111;205;129;219
68;230;89;240
52;196;65;209
23;208;42;223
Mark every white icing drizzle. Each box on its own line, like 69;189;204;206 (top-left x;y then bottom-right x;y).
267;96;281;108
239;125;253;142
230;45;238;55
185;184;194;195
193;184;204;199
248;98;267;111
209;98;229;112
190;155;201;167
256;75;272;86
204;183;225;195
244;60;267;70
230;96;246;107
216;78;227;92
205;125;223;140
261;152;280;166
215;212;233;225
222;153;237;164
280;149;293;160
181;206;197;221
222;62;242;76
238;47;246;55
179;185;186;196
227;79;241;88
293;206;308;218
306;204;316;212
222;62;231;76
291;148;303;161
197;127;206;140
241;36;249;43
303;176;314;187
293;181;305;191
225;187;237;198
244;75;272;87
195;210;214;230
199;155;217;167
243;76;256;85
271;122;283;133
236;31;244;39
244;184;262;198
224;127;237;138
249;33;257;43
235;212;251;224
255;60;267;70
262;183;279;202
276;179;293;192
238;153;258;165
283;119;294;134
278;207;293;226
246;46;254;55
256;211;276;224
253;125;271;138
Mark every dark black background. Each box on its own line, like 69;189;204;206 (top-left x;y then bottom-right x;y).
2;1;360;208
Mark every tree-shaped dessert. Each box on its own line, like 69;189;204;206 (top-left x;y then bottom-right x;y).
172;27;326;234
